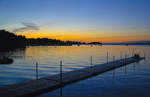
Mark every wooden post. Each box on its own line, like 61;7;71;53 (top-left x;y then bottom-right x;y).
36;62;38;80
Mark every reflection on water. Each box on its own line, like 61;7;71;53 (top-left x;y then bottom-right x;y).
38;45;150;97
0;45;149;87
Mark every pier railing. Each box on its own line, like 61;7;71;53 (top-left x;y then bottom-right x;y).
0;51;146;97
34;51;145;80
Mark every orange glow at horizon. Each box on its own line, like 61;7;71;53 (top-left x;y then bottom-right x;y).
15;31;150;43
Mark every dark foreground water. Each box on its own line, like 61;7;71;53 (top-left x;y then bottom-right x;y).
0;45;150;97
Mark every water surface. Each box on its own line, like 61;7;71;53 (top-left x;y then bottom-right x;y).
0;45;150;97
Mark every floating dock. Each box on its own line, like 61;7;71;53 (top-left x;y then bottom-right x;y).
0;55;145;97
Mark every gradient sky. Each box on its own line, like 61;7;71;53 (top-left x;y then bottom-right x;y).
0;0;150;42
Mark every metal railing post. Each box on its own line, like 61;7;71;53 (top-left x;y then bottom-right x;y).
107;52;109;64
36;62;38;80
113;56;115;64
132;49;135;56
120;52;122;59
90;56;93;73
125;54;127;64
144;51;146;58
90;56;92;67
60;60;63;85
60;60;63;97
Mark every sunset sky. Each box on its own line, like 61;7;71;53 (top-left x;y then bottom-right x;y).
0;0;150;42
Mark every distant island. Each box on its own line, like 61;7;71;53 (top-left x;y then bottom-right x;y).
103;41;150;45
0;29;102;51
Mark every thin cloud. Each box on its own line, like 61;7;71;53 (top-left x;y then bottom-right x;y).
13;22;39;32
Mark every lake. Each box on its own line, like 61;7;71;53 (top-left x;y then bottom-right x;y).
0;45;150;97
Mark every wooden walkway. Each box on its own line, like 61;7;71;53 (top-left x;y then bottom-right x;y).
0;56;145;97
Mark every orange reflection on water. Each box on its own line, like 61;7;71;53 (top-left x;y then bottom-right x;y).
25;45;141;66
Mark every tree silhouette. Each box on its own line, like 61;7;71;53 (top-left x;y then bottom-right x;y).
0;30;26;51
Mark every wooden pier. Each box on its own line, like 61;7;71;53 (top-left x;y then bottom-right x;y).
0;55;145;97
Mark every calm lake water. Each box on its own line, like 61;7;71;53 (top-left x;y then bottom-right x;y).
0;45;150;97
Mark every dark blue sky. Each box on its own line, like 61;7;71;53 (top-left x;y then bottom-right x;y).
0;0;150;42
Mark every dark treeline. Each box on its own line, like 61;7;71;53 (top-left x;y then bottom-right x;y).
27;38;68;46
1;30;98;51
0;30;26;51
